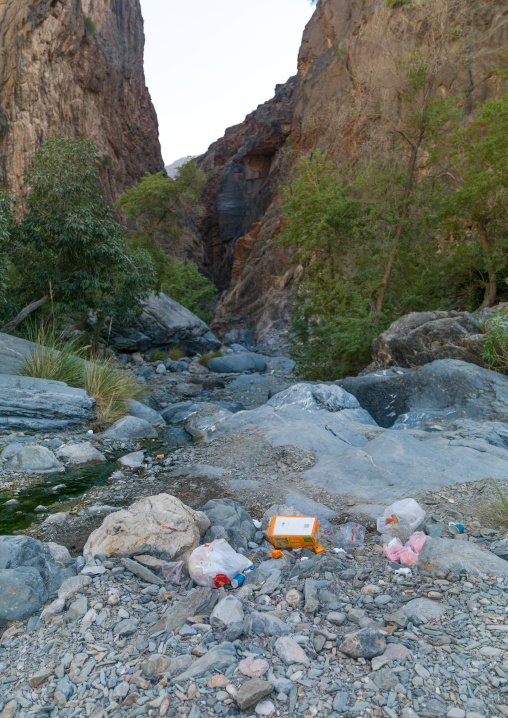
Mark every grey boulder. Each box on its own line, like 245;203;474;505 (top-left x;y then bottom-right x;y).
162;401;204;424
418;537;508;578
0;567;47;623
108;292;220;354
56;442;106;465
0;374;96;431
127;399;164;425
201;498;256;550
3;445;63;473
101;415;158;439
342;359;508;428
371;310;486;369
208;352;267;374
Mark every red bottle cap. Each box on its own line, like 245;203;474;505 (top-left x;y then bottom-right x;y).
213;574;230;588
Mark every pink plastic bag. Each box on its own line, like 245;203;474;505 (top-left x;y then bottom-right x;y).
408;531;429;554
383;538;404;562
398;545;419;565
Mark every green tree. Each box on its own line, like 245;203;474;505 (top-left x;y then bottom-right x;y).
116;162;215;319
278;150;449;378
445;90;508;309
2;137;155;345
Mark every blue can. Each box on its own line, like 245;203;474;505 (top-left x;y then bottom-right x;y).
231;573;245;588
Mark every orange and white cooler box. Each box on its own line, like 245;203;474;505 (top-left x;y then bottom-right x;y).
266;515;325;554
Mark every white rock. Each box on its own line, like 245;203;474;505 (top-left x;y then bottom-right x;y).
210;595;244;627
81;565;106;575
117;451;144;468
56;442;106;465
42;512;69;525
83;493;205;560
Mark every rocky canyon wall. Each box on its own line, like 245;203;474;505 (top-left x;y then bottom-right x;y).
0;0;163;207
198;0;508;350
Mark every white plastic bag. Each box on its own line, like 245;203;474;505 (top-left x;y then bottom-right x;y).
377;499;425;534
188;539;253;588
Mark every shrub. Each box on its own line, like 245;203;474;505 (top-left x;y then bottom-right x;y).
83;357;143;428
84;16;97;36
481;309;508;374
199;350;222;366
19;325;84;386
384;0;410;8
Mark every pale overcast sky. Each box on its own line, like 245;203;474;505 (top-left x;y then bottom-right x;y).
139;0;315;166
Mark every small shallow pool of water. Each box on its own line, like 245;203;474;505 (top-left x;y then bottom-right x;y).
0;462;117;534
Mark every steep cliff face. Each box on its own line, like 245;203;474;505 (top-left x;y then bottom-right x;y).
199;0;508;349
0;0;162;206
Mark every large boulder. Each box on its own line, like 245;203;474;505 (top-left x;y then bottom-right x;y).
341;359;508;428
0;332;41;375
0;374;96;431
0;567;48;623
208;352;267;374
3;445;63;473
127;399;164;425
201;498;256;550
56;442;106;465
371;310;485;369
418;537;508;578
108;292;221;354
0;536;67;624
83;494;210;560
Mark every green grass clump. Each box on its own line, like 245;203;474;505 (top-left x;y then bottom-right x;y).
384;0;410;7
149;347;186;362
84;357;143;428
18;324;143;428
199;350;223;366
84;16;97;36
18;325;84;386
491;479;508;526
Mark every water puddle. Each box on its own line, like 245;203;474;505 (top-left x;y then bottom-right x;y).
0;462;116;534
0;426;193;535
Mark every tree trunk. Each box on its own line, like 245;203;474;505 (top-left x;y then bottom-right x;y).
0;295;49;334
477;223;497;310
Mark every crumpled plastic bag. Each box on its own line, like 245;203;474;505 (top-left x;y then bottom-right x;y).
383;531;430;565
161;560;184;585
377;499;426;534
408;531;430;554
325;522;366;550
188;538;253;588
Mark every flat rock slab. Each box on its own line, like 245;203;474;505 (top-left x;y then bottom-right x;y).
0;567;47;622
418;537;508;578
0;373;96;431
164;587;219;632
127;399;164;424
235;678;273;711
117;451;144;468
284;491;336;520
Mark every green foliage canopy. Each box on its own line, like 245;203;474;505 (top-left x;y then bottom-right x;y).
8;137;155;338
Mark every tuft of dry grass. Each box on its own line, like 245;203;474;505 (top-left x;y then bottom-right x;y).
18;325;84;386
83;357;143;428
491;479;508;526
198;350;223;366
